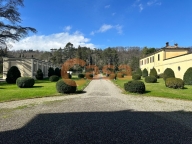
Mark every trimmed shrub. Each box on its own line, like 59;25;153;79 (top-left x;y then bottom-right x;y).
149;68;158;78
124;80;145;94
132;74;141;80
56;79;77;93
6;66;21;84
158;73;164;79
165;78;184;89
145;76;157;83
35;69;44;80
109;73;116;79
78;73;85;78
48;67;55;77
49;75;59;82
55;68;61;77
136;68;142;77
16;77;35;88
183;67;192;85
117;72;124;78
142;68;148;77
131;71;136;76
163;68;175;81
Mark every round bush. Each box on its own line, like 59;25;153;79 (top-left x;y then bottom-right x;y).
124;80;145;94
78;73;85;78
131;71;136;76
163;68;175;81
16;77;35;88
136;68;142;77
132;74;141;80
145;76;157;83
56;79;77;93
149;68;158;78
35;69;43;80
6;66;21;84
165;78;184;89
49;75;59;82
183;67;192;85
142;68;148;77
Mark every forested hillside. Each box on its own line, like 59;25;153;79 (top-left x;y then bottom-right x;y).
3;42;160;72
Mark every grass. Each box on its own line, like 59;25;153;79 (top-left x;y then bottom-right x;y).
0;76;90;102
112;76;192;101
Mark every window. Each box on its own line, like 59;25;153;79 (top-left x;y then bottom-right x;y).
158;69;160;72
147;58;149;64
153;56;154;62
178;66;181;71
150;57;151;63
158;54;160;61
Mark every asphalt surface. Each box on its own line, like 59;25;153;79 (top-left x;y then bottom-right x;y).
0;77;192;144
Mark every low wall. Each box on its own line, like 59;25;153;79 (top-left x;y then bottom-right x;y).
3;57;56;79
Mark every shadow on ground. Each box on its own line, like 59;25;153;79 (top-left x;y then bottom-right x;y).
0;110;191;144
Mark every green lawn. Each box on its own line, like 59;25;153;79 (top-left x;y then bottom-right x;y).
112;77;192;101
0;77;90;102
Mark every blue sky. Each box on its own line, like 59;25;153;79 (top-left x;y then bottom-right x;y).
9;0;192;51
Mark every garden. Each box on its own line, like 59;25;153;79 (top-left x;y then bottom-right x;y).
112;67;192;101
0;66;91;102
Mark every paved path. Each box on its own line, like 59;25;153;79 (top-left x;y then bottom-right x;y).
0;76;192;143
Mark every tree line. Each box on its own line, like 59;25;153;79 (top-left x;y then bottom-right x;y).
5;42;159;72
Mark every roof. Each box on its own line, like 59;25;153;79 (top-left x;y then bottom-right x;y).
140;47;190;59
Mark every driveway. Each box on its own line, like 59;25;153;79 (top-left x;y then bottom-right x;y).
0;76;192;143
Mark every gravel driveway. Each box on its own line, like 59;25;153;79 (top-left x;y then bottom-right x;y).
0;75;192;143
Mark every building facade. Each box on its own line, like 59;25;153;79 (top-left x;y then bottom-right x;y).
140;42;192;79
3;57;56;79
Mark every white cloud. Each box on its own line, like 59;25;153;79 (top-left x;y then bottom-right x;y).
139;4;144;11
91;24;123;35
90;31;95;36
10;32;95;51
115;25;123;34
98;24;113;32
147;0;161;6
105;5;110;8
64;25;72;31
132;0;144;11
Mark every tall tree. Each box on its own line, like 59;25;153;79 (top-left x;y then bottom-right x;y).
113;50;119;72
0;0;37;54
63;42;75;61
76;45;82;59
141;47;156;57
89;55;92;65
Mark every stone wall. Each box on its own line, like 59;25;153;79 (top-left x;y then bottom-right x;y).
3;57;56;79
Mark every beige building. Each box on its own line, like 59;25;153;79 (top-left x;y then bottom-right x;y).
140;42;192;79
3;57;56;79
